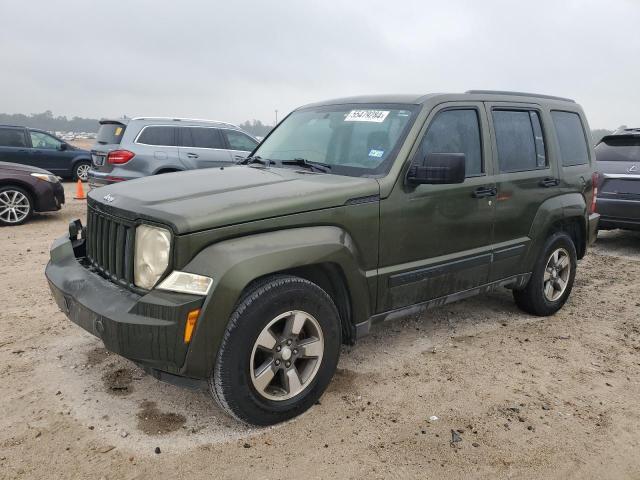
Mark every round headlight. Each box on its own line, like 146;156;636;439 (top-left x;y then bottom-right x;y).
134;225;171;289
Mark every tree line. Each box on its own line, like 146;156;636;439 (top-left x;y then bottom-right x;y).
0;110;622;143
0;111;275;137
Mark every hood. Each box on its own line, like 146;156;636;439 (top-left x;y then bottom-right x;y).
88;165;380;234
0;161;53;175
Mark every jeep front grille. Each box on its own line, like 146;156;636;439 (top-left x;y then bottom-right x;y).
85;207;135;288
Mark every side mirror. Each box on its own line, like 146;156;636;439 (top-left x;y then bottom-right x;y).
407;153;466;185
58;143;68;151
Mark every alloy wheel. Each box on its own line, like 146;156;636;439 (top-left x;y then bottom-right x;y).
76;163;90;181
250;310;324;401
0;190;31;224
543;247;571;302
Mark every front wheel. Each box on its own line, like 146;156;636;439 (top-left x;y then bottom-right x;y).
0;186;33;226
513;232;577;316
210;275;341;425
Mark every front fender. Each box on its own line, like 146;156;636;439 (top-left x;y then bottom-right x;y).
178;226;370;379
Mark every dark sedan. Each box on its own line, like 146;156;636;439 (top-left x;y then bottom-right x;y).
0;161;65;226
0;125;92;181
595;129;640;231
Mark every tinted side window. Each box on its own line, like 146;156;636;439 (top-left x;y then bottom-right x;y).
0;128;27;147
30;131;62;150
136;126;177;146
224;130;258;152
419;109;483;176
551;111;589;166
180;127;224;149
493;110;546;172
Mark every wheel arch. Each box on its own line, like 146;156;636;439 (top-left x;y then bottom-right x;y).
0;179;36;203
177;226;371;379
525;193;588;269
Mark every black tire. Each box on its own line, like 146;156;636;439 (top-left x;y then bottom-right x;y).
0;185;33;226
73;161;91;181
210;275;341;425
513;232;577;316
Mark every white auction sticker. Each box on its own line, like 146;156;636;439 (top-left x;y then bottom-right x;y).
344;110;390;123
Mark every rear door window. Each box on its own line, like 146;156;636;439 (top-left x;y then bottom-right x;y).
419;109;483;176
179;127;225;149
136;126;178;146
223;130;258;152
551;111;589;166
493;110;547;172
0;127;27;147
96;123;126;145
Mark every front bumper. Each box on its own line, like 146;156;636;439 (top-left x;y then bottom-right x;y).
45;229;205;377
34;180;65;212
596;197;640;231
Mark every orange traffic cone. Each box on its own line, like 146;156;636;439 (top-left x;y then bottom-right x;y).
74;179;86;200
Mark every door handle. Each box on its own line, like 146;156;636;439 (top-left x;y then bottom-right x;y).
186;152;199;159
234;155;246;161
539;177;559;188
472;186;497;198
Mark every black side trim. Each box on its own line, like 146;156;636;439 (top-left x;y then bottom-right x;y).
493;244;526;262
388;253;492;288
344;194;380;206
355;273;532;339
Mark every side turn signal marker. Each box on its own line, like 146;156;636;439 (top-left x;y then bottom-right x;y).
184;309;200;344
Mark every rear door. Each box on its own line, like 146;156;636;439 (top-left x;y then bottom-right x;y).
221;129;259;162
27;130;70;175
486;103;559;281
178;127;234;169
0;127;30;165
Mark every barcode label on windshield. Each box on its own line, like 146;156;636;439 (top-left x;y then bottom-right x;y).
344;110;390;123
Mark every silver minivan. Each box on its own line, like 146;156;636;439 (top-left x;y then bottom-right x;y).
88;117;258;187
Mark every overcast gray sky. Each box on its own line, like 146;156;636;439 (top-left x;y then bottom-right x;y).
1;0;638;129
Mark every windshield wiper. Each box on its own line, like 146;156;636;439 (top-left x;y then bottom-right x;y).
281;158;332;173
240;155;275;166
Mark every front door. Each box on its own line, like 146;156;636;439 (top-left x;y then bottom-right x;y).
485;103;561;281
178;127;234;169
27;130;69;175
377;102;496;312
221;129;259;162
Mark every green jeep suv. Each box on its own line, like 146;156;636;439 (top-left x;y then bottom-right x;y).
46;91;599;425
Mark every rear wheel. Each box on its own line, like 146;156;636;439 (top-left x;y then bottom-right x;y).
73;161;91;181
210;275;341;425
513;232;577;316
0;186;33;226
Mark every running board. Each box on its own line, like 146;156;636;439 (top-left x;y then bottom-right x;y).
354;273;531;340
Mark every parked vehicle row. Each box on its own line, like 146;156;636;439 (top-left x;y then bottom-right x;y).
88;117;258;187
46;91;599;425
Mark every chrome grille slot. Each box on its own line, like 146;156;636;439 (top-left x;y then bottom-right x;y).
86;207;135;287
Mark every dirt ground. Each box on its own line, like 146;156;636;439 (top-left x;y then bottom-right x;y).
1;182;639;479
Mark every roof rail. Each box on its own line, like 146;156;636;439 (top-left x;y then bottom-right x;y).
130;117;238;128
465;90;575;103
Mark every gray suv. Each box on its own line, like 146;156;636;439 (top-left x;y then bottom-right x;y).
88;117;258;187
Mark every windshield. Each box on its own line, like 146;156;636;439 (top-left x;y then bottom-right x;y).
253;104;418;176
596;136;640;162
